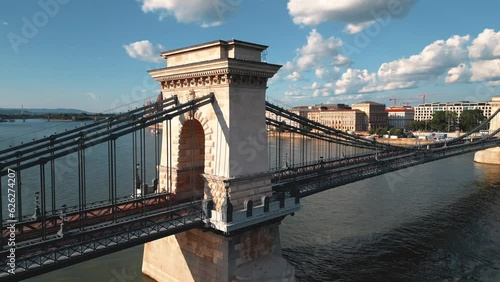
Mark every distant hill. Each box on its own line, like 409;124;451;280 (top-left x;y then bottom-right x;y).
0;108;90;114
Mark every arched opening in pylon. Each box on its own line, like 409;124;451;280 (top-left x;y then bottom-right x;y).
176;119;205;199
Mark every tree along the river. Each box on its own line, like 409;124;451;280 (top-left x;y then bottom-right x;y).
430;111;458;132
459;109;486;132
409;120;428;131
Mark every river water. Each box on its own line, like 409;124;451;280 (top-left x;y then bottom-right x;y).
1;120;499;281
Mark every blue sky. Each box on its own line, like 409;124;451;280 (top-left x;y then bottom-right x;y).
0;0;499;113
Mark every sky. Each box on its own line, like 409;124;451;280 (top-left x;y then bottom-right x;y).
0;0;499;113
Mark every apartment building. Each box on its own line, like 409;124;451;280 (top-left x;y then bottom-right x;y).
307;109;367;132
414;101;492;121
386;106;414;129
351;101;388;130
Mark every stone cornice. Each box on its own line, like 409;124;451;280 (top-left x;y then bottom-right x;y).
150;58;281;90
149;58;281;81
201;174;229;184
155;68;276;81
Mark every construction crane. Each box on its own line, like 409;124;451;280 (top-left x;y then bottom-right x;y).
418;94;428;104
389;98;398;106
418;94;443;104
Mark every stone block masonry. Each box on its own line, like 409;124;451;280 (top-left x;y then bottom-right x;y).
142;221;295;282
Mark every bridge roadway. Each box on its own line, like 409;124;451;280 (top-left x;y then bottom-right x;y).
1;135;499;280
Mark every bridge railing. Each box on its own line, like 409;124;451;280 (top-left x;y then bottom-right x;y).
1;200;204;280
0;93;221;279
265;101;410;151
0;96;178;159
0;93;216;258
450;108;500;144
0;94;214;175
273;137;499;198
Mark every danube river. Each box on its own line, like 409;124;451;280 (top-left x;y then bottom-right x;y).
1;120;499;281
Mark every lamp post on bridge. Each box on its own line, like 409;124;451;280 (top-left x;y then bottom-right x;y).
56;204;67;238
32;192;41;220
135;163;141;197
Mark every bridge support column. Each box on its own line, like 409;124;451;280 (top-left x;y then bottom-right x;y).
474;147;500;164
475;96;500;164
144;39;298;281
142;220;295;282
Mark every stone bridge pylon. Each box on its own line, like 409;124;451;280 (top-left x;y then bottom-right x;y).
142;40;300;281
474;96;500;164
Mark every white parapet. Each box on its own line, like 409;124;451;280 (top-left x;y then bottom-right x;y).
206;196;300;233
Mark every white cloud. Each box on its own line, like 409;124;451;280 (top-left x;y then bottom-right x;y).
344;21;375;34
445;63;472;84
278;29;500;99
467;29;500;86
335;68;376;94
327;31;500;95
315;67;330;79
331;55;352;67
469;29;500;60
284;89;304;97
278;30;347;90
300;81;334;97
282;29;347;82
326;94;365;103
312;88;332;97
307;32;500;96
487;80;500;86
123;40;164;63
85;92;99;101
2;21;7;25
370;30;499;88
295;29;344;71
378;35;470;84
471;59;500;82
361;81;417;93
288;0;416;33
302;81;320;90
283;61;294;72
331;68;417;95
268;73;281;85
315;66;341;80
363;30;500;89
286;71;304;81
140;0;239;27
